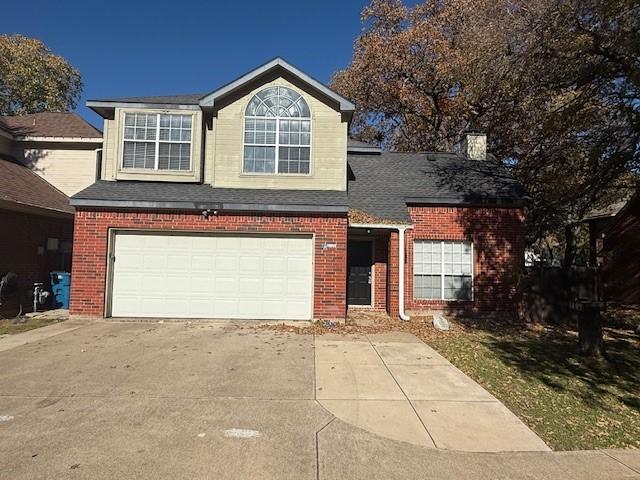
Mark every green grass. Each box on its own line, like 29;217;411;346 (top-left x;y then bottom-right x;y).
0;316;64;335
428;326;640;451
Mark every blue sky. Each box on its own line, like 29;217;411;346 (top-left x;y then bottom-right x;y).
0;0;377;128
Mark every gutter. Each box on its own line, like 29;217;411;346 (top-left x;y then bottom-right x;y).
398;225;412;321
69;197;348;214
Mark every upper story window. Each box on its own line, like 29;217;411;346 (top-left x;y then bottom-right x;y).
123;113;192;171
243;86;311;175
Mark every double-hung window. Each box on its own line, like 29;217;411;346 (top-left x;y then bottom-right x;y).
243;86;311;175
122;113;192;171
414;240;473;300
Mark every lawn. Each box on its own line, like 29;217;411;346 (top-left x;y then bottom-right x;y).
428;325;640;451
0;316;64;335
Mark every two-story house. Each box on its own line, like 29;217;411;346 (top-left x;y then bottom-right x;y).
0;113;101;314
69;58;526;321
0;112;103;196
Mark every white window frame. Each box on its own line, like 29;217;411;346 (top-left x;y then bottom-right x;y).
413;240;474;301
121;112;194;172
242;87;312;176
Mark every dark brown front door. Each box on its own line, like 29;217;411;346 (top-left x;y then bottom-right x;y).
348;240;372;305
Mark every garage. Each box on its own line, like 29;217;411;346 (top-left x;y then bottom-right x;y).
109;232;314;320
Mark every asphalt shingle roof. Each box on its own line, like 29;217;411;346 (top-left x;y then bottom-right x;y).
89;93;205;105
347;152;526;224
0;158;73;215
0;112;102;139
70;153;525;221
72;181;348;212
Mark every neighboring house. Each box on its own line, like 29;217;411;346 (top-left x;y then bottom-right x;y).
585;192;640;305
0;157;74;315
69;58;525;321
0;112;102;196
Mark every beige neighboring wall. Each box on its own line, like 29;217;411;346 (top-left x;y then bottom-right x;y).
209;77;348;191
102;108;203;183
13;141;101;196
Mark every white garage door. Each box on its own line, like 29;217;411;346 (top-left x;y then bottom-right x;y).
110;232;313;320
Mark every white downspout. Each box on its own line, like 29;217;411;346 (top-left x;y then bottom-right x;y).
398;226;411;321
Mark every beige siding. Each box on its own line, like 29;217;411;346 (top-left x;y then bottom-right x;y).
14;142;100;196
102;118;116;180
203;117;216;185
102;108;202;183
210;77;347;191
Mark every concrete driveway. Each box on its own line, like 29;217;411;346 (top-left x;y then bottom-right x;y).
0;320;638;480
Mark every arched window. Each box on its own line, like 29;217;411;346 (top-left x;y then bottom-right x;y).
244;86;311;174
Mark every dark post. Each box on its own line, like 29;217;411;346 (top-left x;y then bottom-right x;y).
577;301;606;358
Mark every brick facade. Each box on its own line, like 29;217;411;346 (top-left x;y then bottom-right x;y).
373;234;388;310
363;206;525;318
405;206;525;315
69;209;347;319
0;209;73;315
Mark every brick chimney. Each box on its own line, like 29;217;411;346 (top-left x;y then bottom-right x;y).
461;131;487;161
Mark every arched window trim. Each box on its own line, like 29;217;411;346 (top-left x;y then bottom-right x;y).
243;86;312;175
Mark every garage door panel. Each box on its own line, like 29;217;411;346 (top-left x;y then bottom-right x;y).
214;277;238;294
286;301;309;317
239;256;262;272
189;276;213;293
287;278;311;296
142;254;167;270
111;233;313;320
141;275;167;292
288;257;312;275
263;278;284;294
166;255;190;270
112;273;142;293
166;235;192;248
239;278;261;295
238;300;261;316
216;256;238;271
264;257;285;272
190;255;214;270
287;239;311;253
165;299;191;316
213;299;237;316
240;237;261;250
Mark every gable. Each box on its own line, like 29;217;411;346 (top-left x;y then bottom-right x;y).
200;58;354;119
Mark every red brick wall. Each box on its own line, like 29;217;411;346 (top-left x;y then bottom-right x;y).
373;234;388;310
404;206;525;315
388;231;400;316
602;196;640;305
0;208;73;315
70;209;347;319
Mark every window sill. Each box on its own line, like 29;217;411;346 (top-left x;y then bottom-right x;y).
239;172;312;178
115;169;199;183
412;298;474;303
118;168;194;176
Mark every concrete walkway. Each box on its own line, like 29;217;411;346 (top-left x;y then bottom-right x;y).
315;331;550;452
0;317;93;353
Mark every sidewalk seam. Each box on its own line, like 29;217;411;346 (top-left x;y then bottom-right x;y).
368;337;439;449
603;451;640;475
315;417;336;480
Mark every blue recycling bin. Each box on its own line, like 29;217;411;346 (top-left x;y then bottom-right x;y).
50;271;71;309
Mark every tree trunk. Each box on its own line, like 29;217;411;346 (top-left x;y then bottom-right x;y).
578;303;606;358
564;224;580;268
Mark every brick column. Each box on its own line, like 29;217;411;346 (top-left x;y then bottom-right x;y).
387;230;399;317
373;234;388;310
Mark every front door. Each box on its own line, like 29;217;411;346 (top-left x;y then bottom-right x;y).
347;240;372;305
